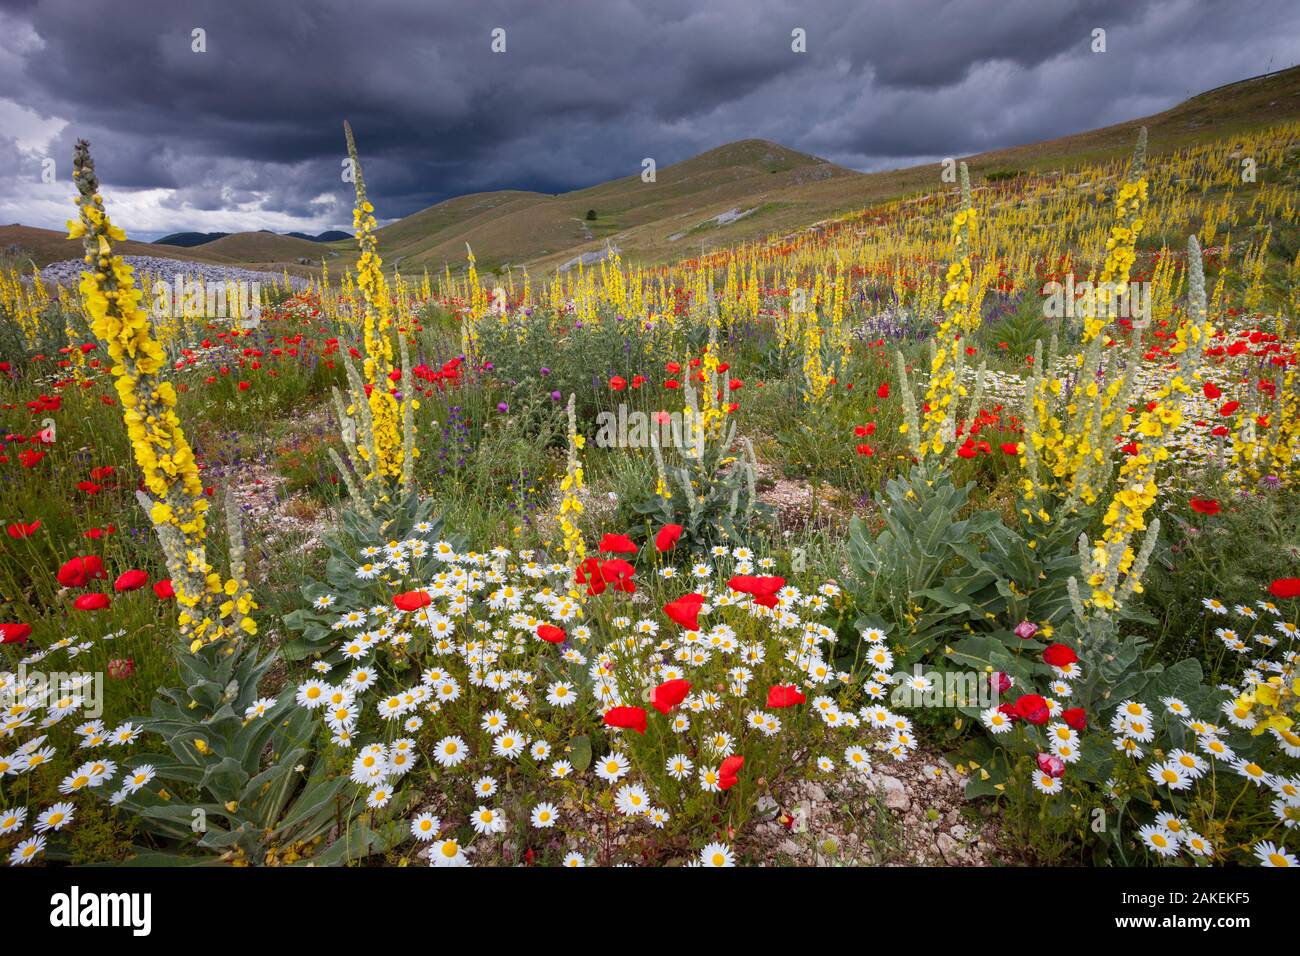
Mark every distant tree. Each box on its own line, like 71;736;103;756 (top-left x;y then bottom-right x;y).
585;209;597;221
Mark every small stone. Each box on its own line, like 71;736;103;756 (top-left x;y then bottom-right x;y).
936;833;962;864
878;775;909;810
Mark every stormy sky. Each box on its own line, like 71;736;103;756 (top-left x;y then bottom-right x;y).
0;0;1297;240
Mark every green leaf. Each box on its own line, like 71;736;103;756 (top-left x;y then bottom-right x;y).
569;734;592;772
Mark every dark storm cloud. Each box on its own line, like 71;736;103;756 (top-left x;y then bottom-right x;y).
0;0;1297;236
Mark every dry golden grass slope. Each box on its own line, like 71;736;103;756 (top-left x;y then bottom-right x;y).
4;66;1299;276
388;65;1300;275
197;231;352;265
0;223;239;266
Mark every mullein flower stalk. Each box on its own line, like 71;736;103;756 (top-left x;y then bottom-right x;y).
920;162;979;457
344;121;409;483
69;139;255;651
1020;129;1149;513
558;394;587;572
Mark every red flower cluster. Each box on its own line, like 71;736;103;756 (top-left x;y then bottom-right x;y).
577;557;635;595
727;575;785;608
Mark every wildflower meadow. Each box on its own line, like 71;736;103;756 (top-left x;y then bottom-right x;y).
0;6;1298;927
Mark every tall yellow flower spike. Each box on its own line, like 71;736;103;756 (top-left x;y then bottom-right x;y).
69;139;256;652
344;121;409;483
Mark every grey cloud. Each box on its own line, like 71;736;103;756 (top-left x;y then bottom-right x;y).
0;0;1295;235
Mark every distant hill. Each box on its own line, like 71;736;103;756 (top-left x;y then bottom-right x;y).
287;230;352;243
0;224;349;279
1;223;238;267
4;66;1299;276
372;140;854;273
372;66;1300;274
195;231;351;264
155;229;351;248
154;231;230;247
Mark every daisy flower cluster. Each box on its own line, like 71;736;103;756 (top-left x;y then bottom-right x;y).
289;517;915;866
1112;596;1297;866
0;628;143;866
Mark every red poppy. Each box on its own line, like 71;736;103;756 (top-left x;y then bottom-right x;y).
1202;382;1222;399
19;449;46;468
608;375;627;391
663;592;705;631
718;754;745;790
598;533;638;555
576;557;636;595
1219;401;1240;416
576;557;608;595
654;523;683;552
606;559;637;592
876;383;890;399
393;590;432;611
855;443;874;456
603;705;647;734
153;579;175;600
1189;498;1220;516
73;593;111;611
727;575;785;608
1042;643;1078;667
1062;707;1087;731
114;570;149;592
77;480;102;495
0;622;32;645
766;685;806;708
57;555;107;588
6;521;40;539
537;623;566;643
1013;694;1050;725
651;678;691;714
1000;442;1020;455
1268;578;1300;599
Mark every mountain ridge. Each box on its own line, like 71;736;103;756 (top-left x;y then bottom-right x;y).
3;66;1298;276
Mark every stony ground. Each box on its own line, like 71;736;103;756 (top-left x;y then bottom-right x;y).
39;256;313;288
747;750;1015;866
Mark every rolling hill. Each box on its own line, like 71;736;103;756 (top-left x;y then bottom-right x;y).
373;66;1300;275
4;66;1299;278
154;229;352;247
